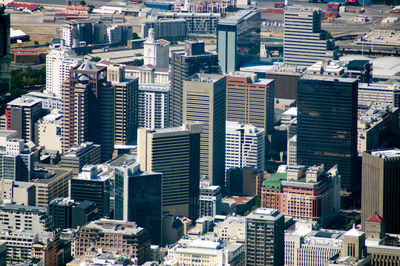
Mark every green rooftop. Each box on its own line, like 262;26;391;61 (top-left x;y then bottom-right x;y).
262;173;287;190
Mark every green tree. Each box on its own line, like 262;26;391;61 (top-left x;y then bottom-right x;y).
130;59;143;66
90;56;101;62
132;32;140;40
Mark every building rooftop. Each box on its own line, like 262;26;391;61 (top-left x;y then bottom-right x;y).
282;107;297;117
262;173;287;190
371;149;400;159
247;208;283;220
31;165;72;185
0;203;46;214
0;130;18;139
8;96;41;107
367;213;384;223
301;75;358;83
225;195;255;205
344;225;364;237
84;219;144;235
107;154;137;168
219;10;258;25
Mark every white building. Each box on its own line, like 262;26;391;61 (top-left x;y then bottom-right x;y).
287;135;297;166
37;110;62;152
26;91;62;110
199;178;222;218
138;83;170;129
225;121;265;172
143;28;170;69
285;224;345;266
165;237;245;266
0;179;35;206
213;216;245;244
45;45;81;96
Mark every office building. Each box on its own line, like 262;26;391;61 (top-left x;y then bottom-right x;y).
45;45;81;96
287;135;297;166
165;236;245;266
49;197;98;229
6;96;43;142
0;179;35;205
138;122;202;220
183;74;226;187
31;165;72;207
0;203;52;234
361;150;400;234
226;72;274;133
245;208;284;266
0;139;34;182
37;110;62;152
217;10;260;73
141;18;186;39
357;104;399;155
74;219;151;265
358;83;400;107
143;28;170;69
61;59;115;161
112;155;162;244
226;167;264;196
26;91;62;111
70;165;112;218
0;7;10;93
199;178;222;218
170;40;220;127
107;64;138;146
60;142;101;174
261;164;340;226
284;6;337;66
1;231;59;265
297;76;358;192
226;121;265;172
151;12;221;35
285;225;344;266
214;216;246;244
138;83;170;129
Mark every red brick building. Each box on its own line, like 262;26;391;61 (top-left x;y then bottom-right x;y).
261;164;341;226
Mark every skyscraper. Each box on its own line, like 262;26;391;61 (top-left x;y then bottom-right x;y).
297;76;358;192
217;10;260;73
138;83;170;130
183;73;226;187
0;6;10;93
226;72;274;133
61;59;115;161
45;45;82;96
6;96;43;143
361;150;400;234
245;208;285;266
225;121;265;172
113;156;162;244
284;6;337;66
169;40;220;127
137;122;201;220
107;64;138;145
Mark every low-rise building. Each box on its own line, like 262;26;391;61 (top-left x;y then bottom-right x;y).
74;219;151;265
0;179;35;205
31;165;73;207
60;142;101;174
214;216;245;244
0;203;52;234
37;110;62;153
357;103;399;155
165;236;245;266
261;164;341;226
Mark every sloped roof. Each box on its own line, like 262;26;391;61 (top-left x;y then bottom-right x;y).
367;213;384;223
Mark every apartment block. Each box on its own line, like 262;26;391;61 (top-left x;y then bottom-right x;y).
60;142;101;174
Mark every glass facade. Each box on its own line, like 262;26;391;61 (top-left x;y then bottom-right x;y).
297;77;358;192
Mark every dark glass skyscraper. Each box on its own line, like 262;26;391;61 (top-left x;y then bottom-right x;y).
0;6;10;93
297;76;358;192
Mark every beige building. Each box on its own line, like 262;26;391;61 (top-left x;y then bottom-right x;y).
138;122;202;219
37;110;62;152
0;179;35;206
31;165;72;207
0;204;51;234
183;73;226;187
214;216;246;244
